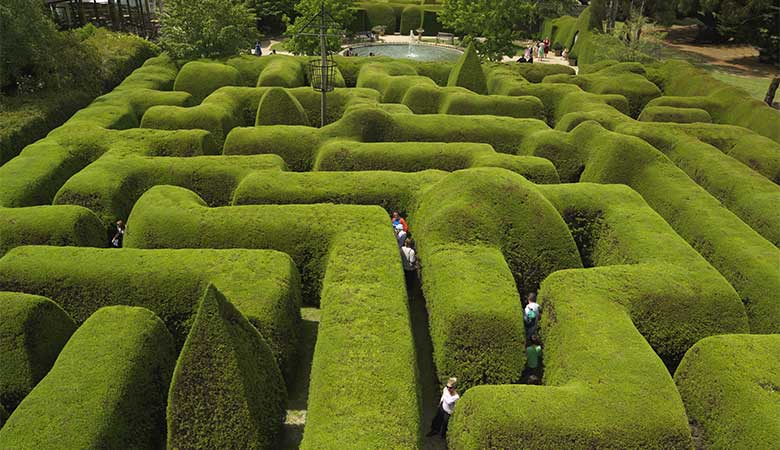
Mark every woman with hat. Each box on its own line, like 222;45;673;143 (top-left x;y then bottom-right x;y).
426;377;460;438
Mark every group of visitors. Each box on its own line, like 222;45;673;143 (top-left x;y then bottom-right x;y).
523;293;543;384
516;38;568;64
391;211;419;282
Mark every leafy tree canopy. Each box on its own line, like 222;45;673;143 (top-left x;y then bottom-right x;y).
159;0;259;60
439;0;577;61
674;0;778;64
284;0;354;55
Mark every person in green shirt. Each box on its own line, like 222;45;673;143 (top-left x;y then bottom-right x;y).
525;334;542;382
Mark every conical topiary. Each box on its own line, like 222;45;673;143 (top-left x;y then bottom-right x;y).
166;284;287;450
447;43;488;95
255;87;310;126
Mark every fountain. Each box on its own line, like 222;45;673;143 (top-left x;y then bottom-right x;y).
408;30;416;58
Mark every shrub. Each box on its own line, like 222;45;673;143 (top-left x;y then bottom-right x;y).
638;105;712;123
224;126;322;171
256;56;306;87
0;305;176;448
0;205;105;257
447;43;487;94
400;5;423;34
570;121;780;333
362;3;398;34
0;246;301;377
256;87;309;126
674;334;780;449
414;169;582;390
167;285;286;449
174;61;242;104
53;152;285;228
0;292;76;411
123;186;421;447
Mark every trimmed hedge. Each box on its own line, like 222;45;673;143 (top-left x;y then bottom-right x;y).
224;125;322;171
0;305;176;449
655;60;780;143
414;169;582;390
123;186;421;448
362;3;397;33
0;246;301;377
173;60;242;104
53;152;285;228
543;63;662;118
638;105;712;123
0;205;105;257
615;121;780;247
256;87;309;126
399;5;423;34
538;183;749;366
569;121;780;333
233;169;444;212
447;43;487;95
167;284;286;449
674;334;780;449
313;141;559;183
0;292;76;411
357;61;438;102
256;56;306;88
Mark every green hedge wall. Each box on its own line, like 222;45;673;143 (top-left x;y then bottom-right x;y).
256;87;310;126
124;186;421;448
399;5;423;34
168;285;286;449
0;305;176;449
0;205;105;257
53;152;285;229
414;169;582;390
0;292;76;412
174;61;242;104
313;141;559;183
638;105;712;123
674;334;780;449
568;121;780;333
0;246;301;377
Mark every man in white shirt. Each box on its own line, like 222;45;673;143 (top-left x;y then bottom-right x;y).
401;238;417;282
426;377;459;438
524;292;540;317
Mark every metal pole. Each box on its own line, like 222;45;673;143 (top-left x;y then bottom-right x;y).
320;1;327;128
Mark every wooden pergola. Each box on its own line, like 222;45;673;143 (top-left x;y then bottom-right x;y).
46;0;160;38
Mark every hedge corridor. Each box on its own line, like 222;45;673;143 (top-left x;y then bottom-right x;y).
0;18;778;448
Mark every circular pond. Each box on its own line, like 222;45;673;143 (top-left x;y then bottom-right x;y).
348;43;463;62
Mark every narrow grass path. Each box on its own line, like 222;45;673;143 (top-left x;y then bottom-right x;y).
279;306;320;449
407;276;447;449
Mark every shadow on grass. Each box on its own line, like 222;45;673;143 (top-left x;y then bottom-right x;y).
279;307;320;449
407;275;447;449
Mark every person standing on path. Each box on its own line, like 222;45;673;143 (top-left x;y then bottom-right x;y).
401;238;418;286
427;377;460;438
524;334;543;382
111;220;125;248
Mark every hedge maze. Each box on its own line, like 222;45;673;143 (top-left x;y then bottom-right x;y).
1;17;779;448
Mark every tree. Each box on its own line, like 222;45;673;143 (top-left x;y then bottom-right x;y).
439;0;537;61
159;0;259;60
247;0;297;33
675;0;779;64
0;0;100;93
283;0;353;55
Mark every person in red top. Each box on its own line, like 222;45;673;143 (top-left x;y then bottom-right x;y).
391;211;408;233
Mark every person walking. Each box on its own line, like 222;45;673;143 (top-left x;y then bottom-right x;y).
401;238;418;285
254;41;262;56
524;334;543;382
427;377;460;438
111;220;126;248
524;293;540;339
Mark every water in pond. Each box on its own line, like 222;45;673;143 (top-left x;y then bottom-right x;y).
350;44;463;62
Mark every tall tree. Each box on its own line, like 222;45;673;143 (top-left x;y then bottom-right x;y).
284;0;353;55
159;0;258;60
675;0;778;64
438;0;538;61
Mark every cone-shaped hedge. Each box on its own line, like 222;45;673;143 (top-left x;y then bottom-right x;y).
447;43;487;95
167;284;287;449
